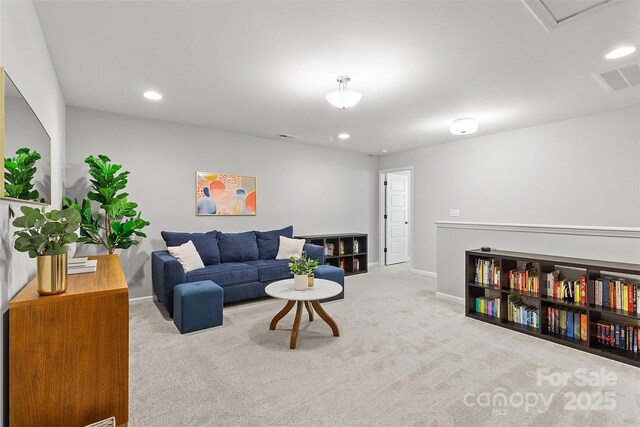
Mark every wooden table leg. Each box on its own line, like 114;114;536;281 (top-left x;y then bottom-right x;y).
310;300;340;337
304;301;314;321
290;301;303;349
270;300;295;330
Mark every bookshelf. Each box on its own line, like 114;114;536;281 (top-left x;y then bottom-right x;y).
296;233;368;276
466;249;640;367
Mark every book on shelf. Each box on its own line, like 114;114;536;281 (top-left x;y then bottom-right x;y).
594;277;639;314
353;258;360;272
546;306;587;341
507;295;539;328
474;258;501;286
475;296;500;318
545;271;587;303
68;259;97;274
509;263;538;294
339;241;345;255
595;320;639;353
353;240;359;254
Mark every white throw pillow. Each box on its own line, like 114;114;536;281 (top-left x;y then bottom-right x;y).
167;240;205;272
275;236;305;260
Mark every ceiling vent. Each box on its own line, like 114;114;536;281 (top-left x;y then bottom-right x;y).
278;133;297;139
593;60;640;92
522;0;620;32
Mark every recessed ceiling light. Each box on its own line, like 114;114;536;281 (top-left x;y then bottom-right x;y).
338;133;350;140
143;90;162;101
450;118;479;135
605;46;636;59
380;149;388;154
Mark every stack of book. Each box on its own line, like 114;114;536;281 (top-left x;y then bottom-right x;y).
595;320;639;353
545;271;587;303
509;262;539;294
594;277;639;314
507;295;539;328
353;258;360;272
475;296;500;318
68;257;98;275
546;306;587;341
474;258;501;286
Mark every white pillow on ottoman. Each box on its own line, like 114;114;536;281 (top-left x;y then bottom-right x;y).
167;240;205;272
275;236;305;259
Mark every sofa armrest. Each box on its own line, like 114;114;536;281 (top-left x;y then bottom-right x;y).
304;243;325;265
151;250;186;316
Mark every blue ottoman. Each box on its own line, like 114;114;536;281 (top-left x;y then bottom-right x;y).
173;280;223;334
315;265;345;302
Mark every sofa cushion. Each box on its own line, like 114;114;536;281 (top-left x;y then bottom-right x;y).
217;231;259;263
245;259;292;282
166;240;205;272
276;236;305;260
185;263;258;287
161;231;220;265
255;225;293;260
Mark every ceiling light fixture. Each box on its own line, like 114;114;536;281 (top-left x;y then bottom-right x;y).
326;76;362;109
338;133;350;140
605;46;636;59
143;90;162;101
449;118;479;135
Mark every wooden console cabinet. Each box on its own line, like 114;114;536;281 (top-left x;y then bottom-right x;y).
10;254;129;426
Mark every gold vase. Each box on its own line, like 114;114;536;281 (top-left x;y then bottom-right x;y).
36;253;68;295
308;276;314;287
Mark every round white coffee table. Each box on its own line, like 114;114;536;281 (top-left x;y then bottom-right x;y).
265;278;342;349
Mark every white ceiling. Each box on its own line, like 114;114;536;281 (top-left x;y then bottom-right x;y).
33;0;640;155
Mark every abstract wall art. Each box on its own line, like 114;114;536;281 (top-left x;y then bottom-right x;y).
196;172;257;216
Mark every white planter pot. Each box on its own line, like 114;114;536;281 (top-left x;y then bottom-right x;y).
293;274;308;290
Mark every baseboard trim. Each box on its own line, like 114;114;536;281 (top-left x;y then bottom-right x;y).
129;295;153;304
436;292;465;305
411;269;437;278
434;221;640;239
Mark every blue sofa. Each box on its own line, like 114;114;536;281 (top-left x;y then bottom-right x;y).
151;226;343;316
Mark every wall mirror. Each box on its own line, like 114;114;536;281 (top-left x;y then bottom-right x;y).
1;67;51;205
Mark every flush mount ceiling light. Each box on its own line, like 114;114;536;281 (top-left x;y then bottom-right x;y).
326;76;362;109
338;133;350;140
449;118;479;135
605;46;636;59
143;90;162;101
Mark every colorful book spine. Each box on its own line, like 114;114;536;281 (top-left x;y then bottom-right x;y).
475;296;501;318
595;320;640;353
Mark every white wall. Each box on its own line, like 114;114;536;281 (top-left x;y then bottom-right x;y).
0;1;66;424
378;107;640;277
66;107;379;299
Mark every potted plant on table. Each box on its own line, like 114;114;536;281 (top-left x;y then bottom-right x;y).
63;154;150;255
289;251;319;290
12;206;81;295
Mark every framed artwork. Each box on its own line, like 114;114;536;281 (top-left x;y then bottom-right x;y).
196;172;257;216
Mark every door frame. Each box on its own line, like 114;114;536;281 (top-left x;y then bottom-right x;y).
379;166;413;267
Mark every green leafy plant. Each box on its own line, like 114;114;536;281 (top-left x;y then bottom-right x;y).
13;206;80;258
4;147;41;201
63;154;150;254
289;251;319;276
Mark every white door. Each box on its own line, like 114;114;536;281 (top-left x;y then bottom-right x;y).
385;172;409;265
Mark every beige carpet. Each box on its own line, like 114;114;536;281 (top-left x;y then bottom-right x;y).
129;265;640;426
